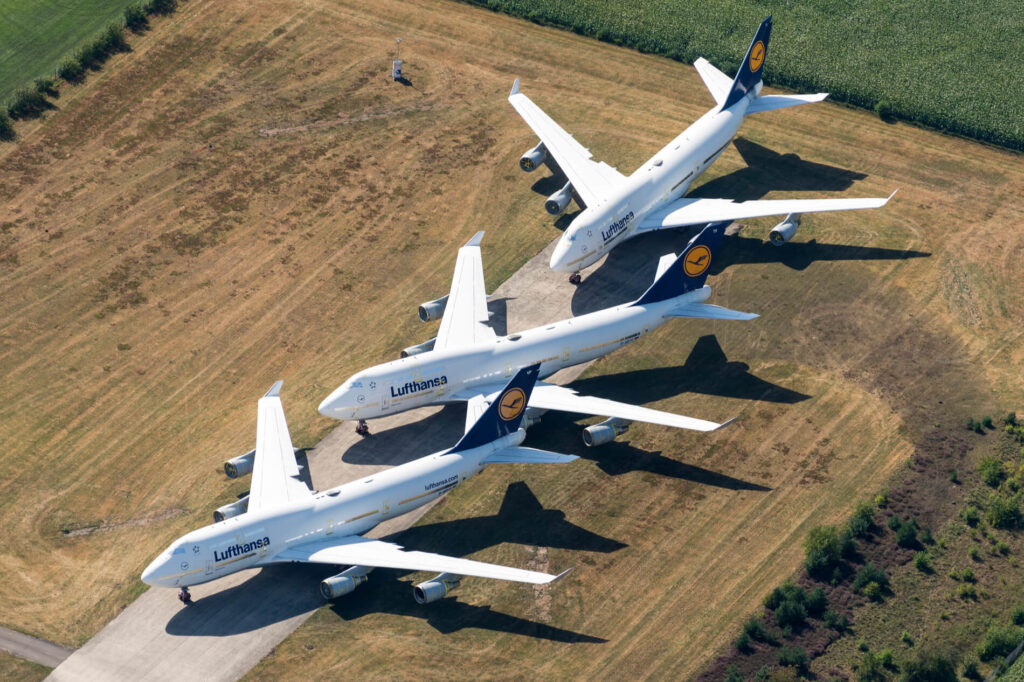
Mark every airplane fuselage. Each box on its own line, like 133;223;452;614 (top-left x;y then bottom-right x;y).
141;432;523;589
319;286;713;422
551;94;755;273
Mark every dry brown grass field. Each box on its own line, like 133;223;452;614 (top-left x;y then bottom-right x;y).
0;0;1021;678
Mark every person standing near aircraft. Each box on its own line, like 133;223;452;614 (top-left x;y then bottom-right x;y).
509;16;895;283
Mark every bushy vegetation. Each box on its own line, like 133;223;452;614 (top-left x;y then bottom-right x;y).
976;624;1024;661
803;524;854;576
463;0;1024;150
899;649;957;682
124;3;149;31
778;644;808;670
979;455;1006;487
848;502;875;538
0;111;14;141
6;88;49;119
764;581;828;630
851;562;889;600
986;492;1022;529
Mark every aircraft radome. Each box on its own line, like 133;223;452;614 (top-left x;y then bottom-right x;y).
509;16;895;283
143;366;573;605
319;222;754;445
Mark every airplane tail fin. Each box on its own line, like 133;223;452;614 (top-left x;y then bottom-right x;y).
632;222;728;305
722;16;772;110
450;364;540;452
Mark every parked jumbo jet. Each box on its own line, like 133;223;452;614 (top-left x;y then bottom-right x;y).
509;16;894;282
143;367;573;605
319;223;754;444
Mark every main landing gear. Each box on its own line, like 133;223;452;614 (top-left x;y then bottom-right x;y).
568;272;582;285
178;587;192;605
355;420;370;436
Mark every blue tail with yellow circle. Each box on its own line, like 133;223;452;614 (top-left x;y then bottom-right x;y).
722;16;772;110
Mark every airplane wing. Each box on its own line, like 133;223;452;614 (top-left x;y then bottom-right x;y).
508;79;625;208
248;382;312;512
693;58;732;107
269;535;569;585
637;192;896;233
449;381;730;432
434;231;496;351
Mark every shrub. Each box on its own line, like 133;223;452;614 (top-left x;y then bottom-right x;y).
1013;606;1024;626
875;491;888;508
875;100;894;120
775;599;808;629
958;583;977;600
913;552;931;572
125;3;149;31
987;493;1022;529
33;77;57;96
1006;412;1018;426
98;24;129;55
858;638;869;652
0;111;14;141
724;665;743;682
962;657;980;679
743;616;768;642
778;645;808;669
967;418;976;431
887;514;903;531
858;652;887;682
983;415;994;428
853;563;889;594
897;519;919;547
57;57;85;82
969;545;981;561
977;624;1024;661
979;456;1006;487
735;630;751;653
863;581;883;601
961;567;975;582
997;540;1010;555
804;525;844;575
900;650;957;682
963;505;981;527
849;501;876;537
919;526;934;545
878;648;894;667
144;0;177;15
6;88;49;119
805;587;828;616
901;630;914;646
950;469;959;484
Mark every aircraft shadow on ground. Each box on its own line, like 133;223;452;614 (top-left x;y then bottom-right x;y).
340;403;465;466
486;297;510;337
167;482;614;642
569;334;809;405
565;137;930;315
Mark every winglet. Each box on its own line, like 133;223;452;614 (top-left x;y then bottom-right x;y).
264;380;283;398
713;417;737;431
549;567;574;583
465;230;485;248
886;189;898;203
510;78;520;97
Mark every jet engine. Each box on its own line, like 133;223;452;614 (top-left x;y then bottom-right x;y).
769;213;800;246
223;449;256;478
413;573;461;604
519;142;546;172
522;407;547;429
213;494;249;522
545;182;573;216
401;337;436;358
418;294;449;322
582;418;631;447
320;566;373;600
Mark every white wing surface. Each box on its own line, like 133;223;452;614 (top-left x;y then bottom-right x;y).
693;58;732;106
434;231;496;350
508;79;625;208
463;394;489;434
451;381;730;432
638;192;895;233
269;535;569;584
248;382;312;512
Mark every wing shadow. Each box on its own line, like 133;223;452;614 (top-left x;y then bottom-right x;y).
709;233;930;274
568;335;809;404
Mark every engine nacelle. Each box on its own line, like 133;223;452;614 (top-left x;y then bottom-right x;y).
769;213;801;246
582;418;631;447
213;494;249;523
320;566;372;600
223;449;257;478
521;407;547;429
401;337;436;358
418;294;449;322
413;573;461;604
519;142;547;172
545;182;573;216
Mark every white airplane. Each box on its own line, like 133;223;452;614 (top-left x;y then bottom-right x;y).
142;366;574;605
319;222;755;445
509;16;895;282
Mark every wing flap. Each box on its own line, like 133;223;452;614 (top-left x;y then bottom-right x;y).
638;193;895;232
509;80;624;207
435;231;496;350
270;536;567;584
248;384;311;512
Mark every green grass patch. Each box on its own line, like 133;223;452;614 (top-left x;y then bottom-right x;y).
462;0;1024;150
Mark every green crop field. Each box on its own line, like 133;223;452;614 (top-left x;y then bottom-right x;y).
0;0;140;103
463;0;1024;150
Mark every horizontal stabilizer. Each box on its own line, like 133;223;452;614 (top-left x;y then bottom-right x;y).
694;57;732;106
666;303;759;321
484;446;579;464
747;93;828;114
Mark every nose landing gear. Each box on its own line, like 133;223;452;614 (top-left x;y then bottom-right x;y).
178;587;192;605
355;420;370;436
568;272;582;285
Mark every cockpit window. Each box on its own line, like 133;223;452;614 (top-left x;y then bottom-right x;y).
566;230;577;242
171;545;186;555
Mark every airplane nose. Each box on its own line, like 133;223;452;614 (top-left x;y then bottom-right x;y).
318;387;350;419
141;557;162;586
549;236;573;273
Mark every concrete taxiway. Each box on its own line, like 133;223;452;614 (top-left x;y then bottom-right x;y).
47;229;696;681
